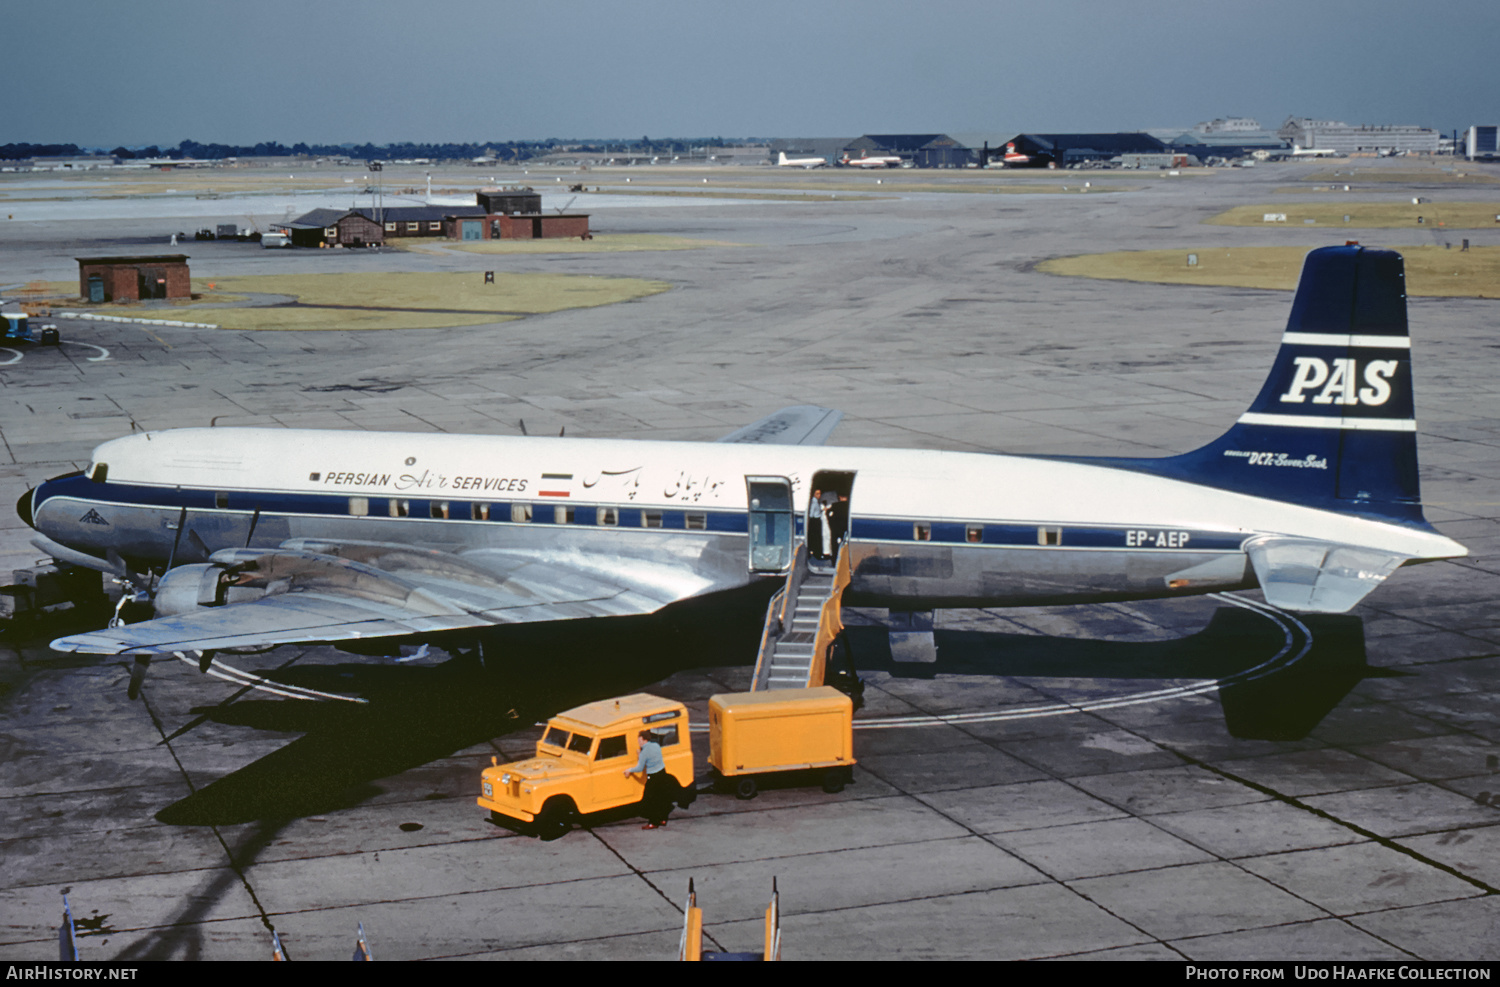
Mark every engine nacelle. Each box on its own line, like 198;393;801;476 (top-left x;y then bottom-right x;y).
153;563;270;617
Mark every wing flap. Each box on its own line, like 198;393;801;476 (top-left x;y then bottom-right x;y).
1245;536;1408;613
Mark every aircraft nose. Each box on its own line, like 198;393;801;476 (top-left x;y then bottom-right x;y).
16;486;35;529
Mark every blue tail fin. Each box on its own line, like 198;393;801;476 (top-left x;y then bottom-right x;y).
1088;245;1426;525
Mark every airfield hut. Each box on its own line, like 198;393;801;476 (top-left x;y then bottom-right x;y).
382;204;484;238
76;255;190;303
279;209;386;248
476;188;541;214
474;213;592;240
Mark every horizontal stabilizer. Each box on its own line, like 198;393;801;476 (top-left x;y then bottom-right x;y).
1245;536;1408;613
717;405;843;446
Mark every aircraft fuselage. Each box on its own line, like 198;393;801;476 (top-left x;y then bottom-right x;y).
25;427;1459;613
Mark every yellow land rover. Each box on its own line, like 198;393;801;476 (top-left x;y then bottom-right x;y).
478;693;696;839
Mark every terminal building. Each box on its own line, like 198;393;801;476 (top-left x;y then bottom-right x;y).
1466;126;1498;161
1277;117;1439;155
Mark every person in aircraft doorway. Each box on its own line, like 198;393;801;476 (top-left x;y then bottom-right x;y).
807;489;825;559
824;491;846;559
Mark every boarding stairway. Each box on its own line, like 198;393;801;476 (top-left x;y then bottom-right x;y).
751;537;851;692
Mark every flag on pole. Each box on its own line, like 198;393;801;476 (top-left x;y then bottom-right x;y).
58;895;78;962
352;922;373;961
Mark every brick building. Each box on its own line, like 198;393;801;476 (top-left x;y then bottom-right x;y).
76;255;191;302
277;209;387;248
452;213;592;240
476;187;542;214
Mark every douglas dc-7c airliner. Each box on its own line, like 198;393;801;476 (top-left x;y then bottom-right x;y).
18;246;1465;698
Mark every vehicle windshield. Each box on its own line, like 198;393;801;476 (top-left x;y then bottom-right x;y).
568;732;595;755
541;726;570;749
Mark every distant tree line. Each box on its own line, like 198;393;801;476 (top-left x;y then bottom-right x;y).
1;143;87;159
2;137;738;162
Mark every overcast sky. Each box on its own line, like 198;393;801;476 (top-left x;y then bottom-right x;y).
7;0;1495;147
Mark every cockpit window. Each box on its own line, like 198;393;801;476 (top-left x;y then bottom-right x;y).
88;463;108;483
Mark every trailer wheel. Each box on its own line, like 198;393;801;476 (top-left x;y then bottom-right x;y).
735;777;758;801
822;768;848;794
534;799;575;841
674;778;697;809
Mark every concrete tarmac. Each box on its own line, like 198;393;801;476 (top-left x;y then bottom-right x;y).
1;160;1498;960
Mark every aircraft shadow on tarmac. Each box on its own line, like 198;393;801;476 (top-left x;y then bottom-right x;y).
844;606;1382;743
153;599;1379;828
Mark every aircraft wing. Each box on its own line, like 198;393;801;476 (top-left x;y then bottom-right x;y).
1244;536;1409;613
49;539;719;656
716;405;843;446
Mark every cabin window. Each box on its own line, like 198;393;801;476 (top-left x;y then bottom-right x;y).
598;507;618;526
685;513;706;530
651;723;681;746
913;523;931;542
407;221;421;231
567;733;594;755
390;499;410;518
554;505;574;524
471;502;489;521
384;223;396;232
1038;526;1062;546
430;501;449;519
642;511;662;529
511;503;532;522
428;221;441;231
88;463;108;483
215;491;229;509
324;227;337;237
596;735;627;760
966;525;984;544
348;497;369;517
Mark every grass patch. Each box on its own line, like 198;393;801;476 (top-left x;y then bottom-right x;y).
421;233;743;255
1037;245;1500;299
49;272;670;330
1207;202;1500;229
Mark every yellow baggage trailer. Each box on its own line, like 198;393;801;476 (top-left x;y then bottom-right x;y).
708;686;855;799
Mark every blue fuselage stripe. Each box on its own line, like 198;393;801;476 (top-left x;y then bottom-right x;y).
34;475;1246;554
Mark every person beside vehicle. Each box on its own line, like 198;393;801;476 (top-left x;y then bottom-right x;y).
627;730;673;829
